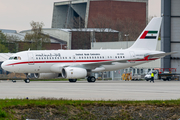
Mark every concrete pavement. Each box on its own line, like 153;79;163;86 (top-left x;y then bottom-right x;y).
0;80;180;100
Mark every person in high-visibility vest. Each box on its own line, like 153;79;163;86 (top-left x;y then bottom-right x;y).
151;72;154;83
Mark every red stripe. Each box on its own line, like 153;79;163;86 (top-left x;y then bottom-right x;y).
140;31;148;39
6;60;111;66
7;58;159;66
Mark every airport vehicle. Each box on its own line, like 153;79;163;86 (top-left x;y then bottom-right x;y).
145;68;178;81
1;17;176;83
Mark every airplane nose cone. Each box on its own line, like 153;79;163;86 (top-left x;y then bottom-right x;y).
1;62;6;70
1;61;8;71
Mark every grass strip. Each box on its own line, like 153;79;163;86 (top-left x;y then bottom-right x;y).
0;98;180;119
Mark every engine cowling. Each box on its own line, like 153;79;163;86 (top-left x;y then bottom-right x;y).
50;64;64;73
33;73;61;79
62;67;87;79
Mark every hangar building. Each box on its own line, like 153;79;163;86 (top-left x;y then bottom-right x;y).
52;0;148;30
51;0;148;49
161;0;180;72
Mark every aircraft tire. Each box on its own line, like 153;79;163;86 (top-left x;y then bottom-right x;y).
24;79;30;83
87;77;90;82
12;80;16;83
87;76;96;82
69;79;77;82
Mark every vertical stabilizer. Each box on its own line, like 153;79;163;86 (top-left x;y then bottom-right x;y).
129;17;162;50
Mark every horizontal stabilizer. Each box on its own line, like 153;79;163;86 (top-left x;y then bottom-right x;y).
148;51;178;58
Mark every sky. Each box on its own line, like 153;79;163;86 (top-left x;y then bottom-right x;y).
0;0;161;32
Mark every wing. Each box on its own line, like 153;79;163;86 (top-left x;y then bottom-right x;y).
69;57;144;70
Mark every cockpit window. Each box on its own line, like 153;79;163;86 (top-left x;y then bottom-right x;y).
9;57;14;60
9;56;21;60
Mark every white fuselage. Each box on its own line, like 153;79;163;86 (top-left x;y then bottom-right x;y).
1;49;163;74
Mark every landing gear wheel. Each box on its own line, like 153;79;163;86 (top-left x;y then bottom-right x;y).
69;79;77;82
87;76;96;82
12;80;16;83
24;79;30;83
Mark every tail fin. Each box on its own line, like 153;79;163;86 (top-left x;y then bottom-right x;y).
129;17;162;50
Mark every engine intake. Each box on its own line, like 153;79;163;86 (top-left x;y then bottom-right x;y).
62;67;87;79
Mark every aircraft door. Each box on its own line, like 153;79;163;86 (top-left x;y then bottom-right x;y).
129;51;136;58
28;53;34;65
73;55;76;62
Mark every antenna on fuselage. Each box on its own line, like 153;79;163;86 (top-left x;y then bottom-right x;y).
28;48;30;51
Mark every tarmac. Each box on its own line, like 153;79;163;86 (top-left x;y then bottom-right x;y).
0;80;180;100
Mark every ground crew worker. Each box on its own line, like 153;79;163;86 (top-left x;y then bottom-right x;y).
150;72;154;83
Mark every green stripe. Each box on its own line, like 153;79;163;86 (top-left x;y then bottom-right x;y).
148;31;158;34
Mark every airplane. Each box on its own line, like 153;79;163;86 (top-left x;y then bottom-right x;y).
1;17;176;83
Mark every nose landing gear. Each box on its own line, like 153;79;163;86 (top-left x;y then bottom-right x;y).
24;73;30;83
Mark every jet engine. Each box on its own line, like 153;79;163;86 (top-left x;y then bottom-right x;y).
62;67;87;79
33;73;61;79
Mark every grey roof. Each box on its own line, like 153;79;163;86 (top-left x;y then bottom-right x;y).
61;28;119;32
54;0;148;6
0;53;14;62
5;33;25;41
0;29;17;33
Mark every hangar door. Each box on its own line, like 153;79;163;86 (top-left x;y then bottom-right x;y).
171;0;180;72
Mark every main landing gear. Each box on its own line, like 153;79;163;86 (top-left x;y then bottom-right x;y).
69;79;77;82
68;76;96;83
87;76;96;82
24;79;30;83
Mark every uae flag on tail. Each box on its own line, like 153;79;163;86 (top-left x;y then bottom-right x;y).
140;31;158;39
